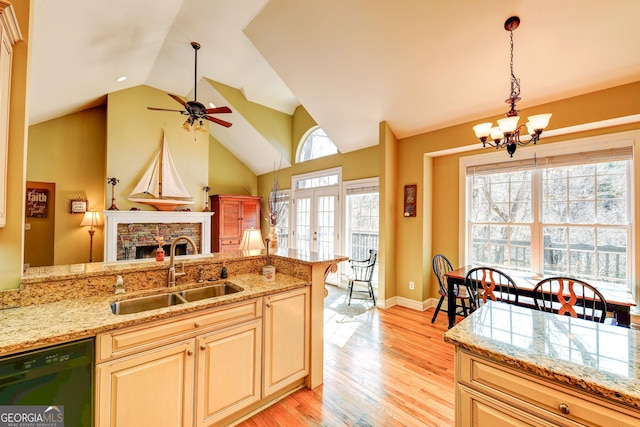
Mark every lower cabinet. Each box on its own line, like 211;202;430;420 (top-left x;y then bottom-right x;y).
96;288;310;426
263;287;310;397
96;340;196;427
196;319;262;426
455;348;640;427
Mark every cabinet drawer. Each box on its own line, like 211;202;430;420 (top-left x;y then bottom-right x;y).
98;299;261;362
458;350;640;427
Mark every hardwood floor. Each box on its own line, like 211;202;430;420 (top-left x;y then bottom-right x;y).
238;286;455;426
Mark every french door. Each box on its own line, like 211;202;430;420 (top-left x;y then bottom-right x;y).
293;187;339;257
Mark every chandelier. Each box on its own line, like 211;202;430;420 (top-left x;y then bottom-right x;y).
472;16;552;157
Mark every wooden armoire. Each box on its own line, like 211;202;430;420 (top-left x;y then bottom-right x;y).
210;194;262;252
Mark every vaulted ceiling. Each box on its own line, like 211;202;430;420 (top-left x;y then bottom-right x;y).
29;0;640;173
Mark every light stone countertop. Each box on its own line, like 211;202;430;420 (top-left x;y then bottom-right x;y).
443;301;640;410
0;272;308;355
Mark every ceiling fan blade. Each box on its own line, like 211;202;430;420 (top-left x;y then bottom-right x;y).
168;93;188;108
205;115;232;128
147;107;185;113
204;106;232;114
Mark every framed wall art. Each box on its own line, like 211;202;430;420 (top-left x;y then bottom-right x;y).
403;184;417;217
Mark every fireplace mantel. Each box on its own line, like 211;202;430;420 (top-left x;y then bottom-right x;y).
103;211;213;262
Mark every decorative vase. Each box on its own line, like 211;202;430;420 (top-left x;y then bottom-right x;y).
155;248;164;262
263;265;275;282
268;226;278;250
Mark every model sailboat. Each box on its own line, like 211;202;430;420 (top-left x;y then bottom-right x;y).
128;133;194;211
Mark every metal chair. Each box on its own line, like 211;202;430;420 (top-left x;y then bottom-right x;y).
465;267;519;311
431;254;472;323
532;277;608;323
347;249;377;306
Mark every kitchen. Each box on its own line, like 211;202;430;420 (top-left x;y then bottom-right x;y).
2;1;640;426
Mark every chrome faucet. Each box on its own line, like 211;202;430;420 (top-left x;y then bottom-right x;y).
168;235;198;287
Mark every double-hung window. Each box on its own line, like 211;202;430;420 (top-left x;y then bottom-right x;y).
464;133;635;294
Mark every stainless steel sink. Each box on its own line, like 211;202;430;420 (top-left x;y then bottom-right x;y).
111;293;187;315
179;283;243;302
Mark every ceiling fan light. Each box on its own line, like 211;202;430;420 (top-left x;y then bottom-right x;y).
497;116;520;134
182;120;192;132
473;122;493;139
527;113;552;131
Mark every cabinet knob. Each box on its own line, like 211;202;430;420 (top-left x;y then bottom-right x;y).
200;344;207;351
194;322;200;328
187;350;193;356
558;403;570;415
266;301;272;308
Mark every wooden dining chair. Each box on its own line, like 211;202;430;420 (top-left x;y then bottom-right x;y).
532;277;608;323
465;267;519;311
431;254;473;323
347;249;378;306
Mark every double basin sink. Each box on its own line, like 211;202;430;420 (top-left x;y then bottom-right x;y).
111;282;243;315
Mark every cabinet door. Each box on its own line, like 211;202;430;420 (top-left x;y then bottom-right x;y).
195;319;262;426
263;287;310;397
220;199;242;240
458;386;566;427
240;200;260;231
96;340;195;427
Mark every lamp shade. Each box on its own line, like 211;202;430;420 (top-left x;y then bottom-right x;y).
240;228;265;251
527;113;552;131
80;210;102;227
497;116;520;134
472;122;492;139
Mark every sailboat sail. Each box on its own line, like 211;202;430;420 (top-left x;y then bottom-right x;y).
128;133;193;210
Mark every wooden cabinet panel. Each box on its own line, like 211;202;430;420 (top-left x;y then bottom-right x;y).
96;340;195;427
455;349;640;427
196;319;262;426
210;195;261;252
263;287;310;397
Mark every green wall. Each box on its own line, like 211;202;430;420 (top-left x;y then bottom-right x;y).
27;106;106;265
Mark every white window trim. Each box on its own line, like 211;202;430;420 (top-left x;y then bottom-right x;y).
458;130;640;306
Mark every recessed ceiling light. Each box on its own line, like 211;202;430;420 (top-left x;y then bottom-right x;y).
115;76;127;82
209;102;216;108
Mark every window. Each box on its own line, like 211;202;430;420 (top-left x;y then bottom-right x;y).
296;127;338;163
464;136;634;292
271;190;290;249
344;178;379;285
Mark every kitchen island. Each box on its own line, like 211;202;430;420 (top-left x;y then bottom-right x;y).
444;301;640;426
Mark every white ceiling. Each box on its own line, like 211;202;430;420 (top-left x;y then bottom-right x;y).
29;0;640;166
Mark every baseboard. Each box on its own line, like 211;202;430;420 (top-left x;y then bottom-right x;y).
380;296;442;312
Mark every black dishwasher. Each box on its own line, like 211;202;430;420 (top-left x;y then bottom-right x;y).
0;338;94;427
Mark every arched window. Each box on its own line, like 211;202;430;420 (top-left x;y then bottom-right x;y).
296;127;338;163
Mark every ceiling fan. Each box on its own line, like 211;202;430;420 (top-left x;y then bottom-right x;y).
147;41;232;130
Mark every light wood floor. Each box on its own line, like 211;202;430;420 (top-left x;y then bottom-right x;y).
238;286;455;426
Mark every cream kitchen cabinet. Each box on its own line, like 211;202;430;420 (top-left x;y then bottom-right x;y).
96;299;262;427
195;319;262;426
263;287;310;397
96;340;196;427
455;348;640;427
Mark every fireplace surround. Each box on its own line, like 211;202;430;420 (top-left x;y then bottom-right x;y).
103;211;213;262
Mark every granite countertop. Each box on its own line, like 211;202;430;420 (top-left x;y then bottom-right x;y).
443;301;640;410
0;272;308;355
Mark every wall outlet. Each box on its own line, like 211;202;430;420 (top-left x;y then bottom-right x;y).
409;281;415;290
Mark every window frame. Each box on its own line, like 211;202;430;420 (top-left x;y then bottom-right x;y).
458;130;639;305
295;126;339;163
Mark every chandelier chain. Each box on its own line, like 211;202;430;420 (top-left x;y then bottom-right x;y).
509;28;521;101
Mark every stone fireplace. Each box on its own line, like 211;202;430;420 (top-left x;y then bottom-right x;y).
103;211;213;262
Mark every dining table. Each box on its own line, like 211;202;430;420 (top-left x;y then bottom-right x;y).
445;265;636;328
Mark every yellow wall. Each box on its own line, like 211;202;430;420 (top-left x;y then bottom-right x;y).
397;81;640;304
206;79;292;164
0;0;30;290
209;134;257;195
27;106;106;264
106;85;211;211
